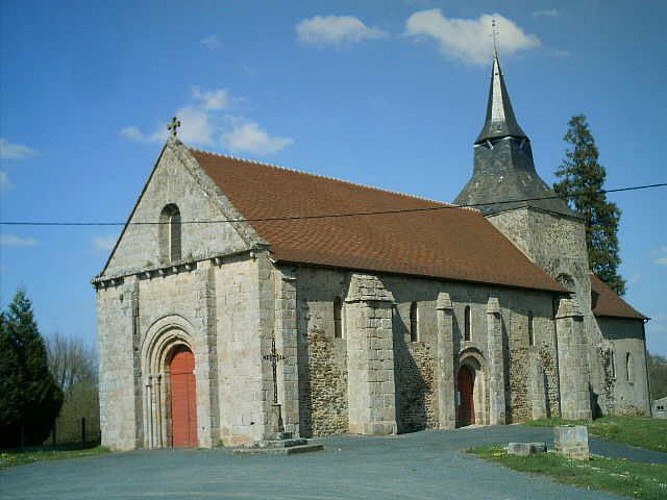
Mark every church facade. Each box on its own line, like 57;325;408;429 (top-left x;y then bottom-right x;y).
95;54;650;450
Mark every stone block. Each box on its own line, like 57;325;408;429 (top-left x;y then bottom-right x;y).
554;425;590;461
507;442;547;456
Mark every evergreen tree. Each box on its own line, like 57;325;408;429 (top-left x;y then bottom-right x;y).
554;114;626;295
0;290;63;447
0;313;25;442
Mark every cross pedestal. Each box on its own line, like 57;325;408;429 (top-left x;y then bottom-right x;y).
231;335;323;454
269;403;289;440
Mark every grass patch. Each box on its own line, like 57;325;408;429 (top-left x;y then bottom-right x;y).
524;416;667;453
0;446;110;470
471;445;667;499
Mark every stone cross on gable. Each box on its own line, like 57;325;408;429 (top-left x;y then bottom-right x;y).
167;116;181;138
263;336;284;405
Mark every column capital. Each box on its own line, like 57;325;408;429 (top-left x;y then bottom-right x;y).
486;296;500;315
436;291;453;311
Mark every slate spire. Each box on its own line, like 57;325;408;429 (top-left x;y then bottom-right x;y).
475;51;528;144
454;53;574;217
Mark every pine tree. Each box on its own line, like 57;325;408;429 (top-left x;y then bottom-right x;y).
554;114;626;295
0;313;25;442
0;290;63;447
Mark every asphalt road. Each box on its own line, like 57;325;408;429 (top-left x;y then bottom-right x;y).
3;425;662;499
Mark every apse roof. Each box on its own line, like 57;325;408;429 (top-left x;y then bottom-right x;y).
590;274;647;320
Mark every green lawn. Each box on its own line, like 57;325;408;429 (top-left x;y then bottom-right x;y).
525;416;667;453
0;446;110;470
471;445;667;500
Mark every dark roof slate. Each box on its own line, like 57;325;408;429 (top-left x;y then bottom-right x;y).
476;53;528;144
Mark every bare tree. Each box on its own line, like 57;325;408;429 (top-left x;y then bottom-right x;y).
45;333;100;444
47;333;97;396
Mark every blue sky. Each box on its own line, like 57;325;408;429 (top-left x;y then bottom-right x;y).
1;0;666;356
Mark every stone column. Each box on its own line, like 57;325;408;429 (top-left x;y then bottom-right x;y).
486;296;506;425
274;268;300;436
436;292;456;429
129;277;144;448
345;274;397;435
193;260;218;448
555;298;592;420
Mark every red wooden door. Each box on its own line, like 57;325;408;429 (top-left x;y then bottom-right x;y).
457;365;475;427
170;346;198;447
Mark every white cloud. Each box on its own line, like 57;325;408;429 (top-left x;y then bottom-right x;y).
175;106;214;145
296;15;387;48
192;87;229;111
0;234;37;247
532;9;559;18
201;34;222;49
405;10;541;65
120;126;166;144
0;138;36;159
0;170;11;191
121;88;293;156
93;235;118;252
652;246;667;266
223;121;293;155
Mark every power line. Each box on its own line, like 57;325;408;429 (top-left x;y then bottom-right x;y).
1;182;665;227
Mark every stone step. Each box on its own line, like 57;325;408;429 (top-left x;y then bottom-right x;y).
232;442;324;456
257;438;308;448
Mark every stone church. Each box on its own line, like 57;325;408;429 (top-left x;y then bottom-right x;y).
94;54;651;450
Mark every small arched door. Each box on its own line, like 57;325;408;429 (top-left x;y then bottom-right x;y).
457;365;475;427
169;345;198;447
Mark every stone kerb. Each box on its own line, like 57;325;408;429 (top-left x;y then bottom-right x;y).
345;274;397;436
554;425;590;461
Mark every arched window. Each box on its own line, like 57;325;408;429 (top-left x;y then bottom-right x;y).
160;204;182;263
410;302;418;342
333;297;343;339
610;350;617;378
528;311;535;346
626;353;634;382
464;306;472;342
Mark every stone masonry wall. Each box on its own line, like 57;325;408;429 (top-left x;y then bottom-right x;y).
103;142;256;279
394;341;437;432
500;293;560;423
97;282;138;450
489;208;617;416
216;255;269;445
309;333;349;436
597;317;650;416
295;268;349;437
508;311;530;422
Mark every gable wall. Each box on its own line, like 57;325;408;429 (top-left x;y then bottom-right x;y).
104;146;249;278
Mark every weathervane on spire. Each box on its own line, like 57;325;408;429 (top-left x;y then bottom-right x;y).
167;116;181;138
491;18;499;57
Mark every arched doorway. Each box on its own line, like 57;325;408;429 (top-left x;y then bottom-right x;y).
457;365;475;427
169;345;198;447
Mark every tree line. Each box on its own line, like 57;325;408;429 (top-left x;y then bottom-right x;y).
0;290;99;448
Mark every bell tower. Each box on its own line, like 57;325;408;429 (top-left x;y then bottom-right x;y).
455;52;597;419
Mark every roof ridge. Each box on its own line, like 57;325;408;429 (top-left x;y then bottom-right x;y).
186;144;475;211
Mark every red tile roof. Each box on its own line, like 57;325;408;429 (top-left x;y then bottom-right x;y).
191;148;566;293
590;274;647;320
